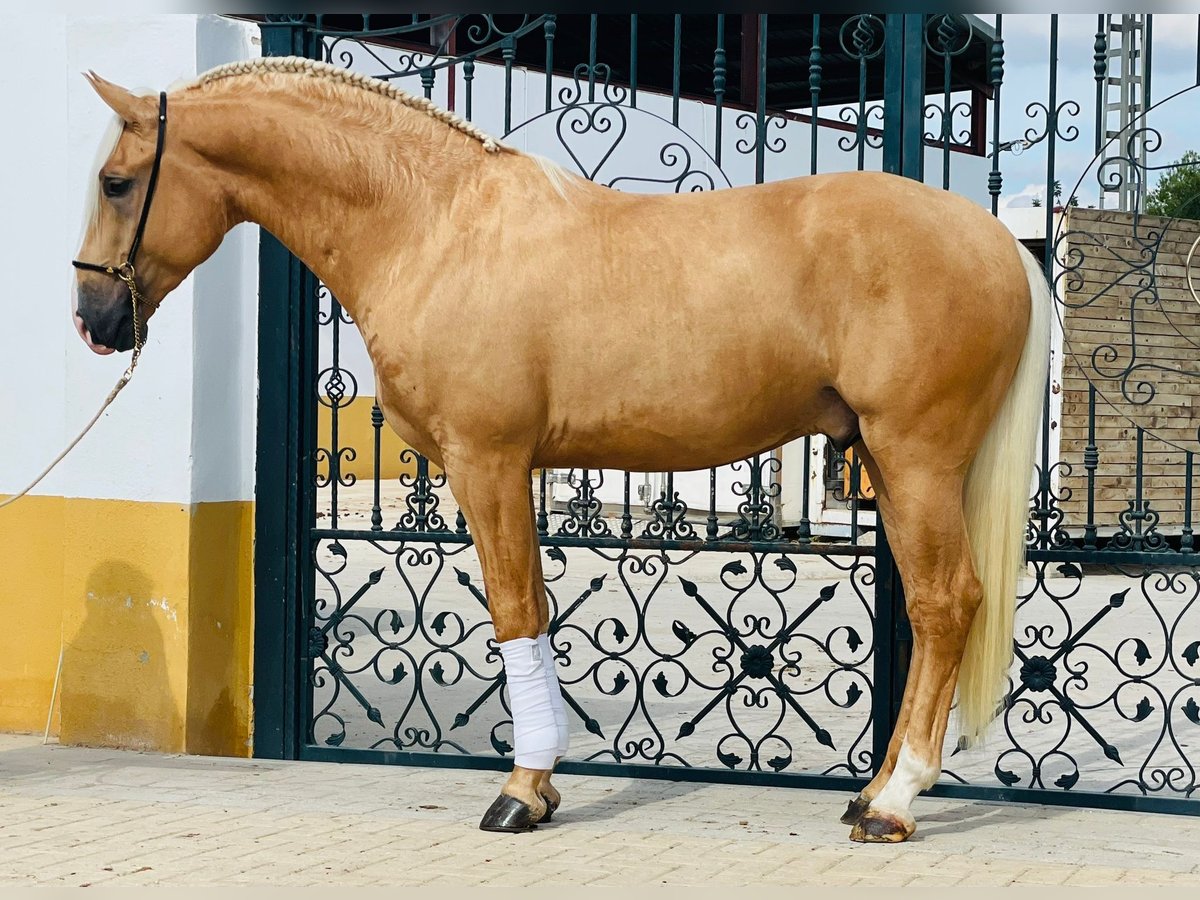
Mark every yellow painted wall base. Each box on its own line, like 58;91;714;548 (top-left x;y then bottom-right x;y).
0;496;253;756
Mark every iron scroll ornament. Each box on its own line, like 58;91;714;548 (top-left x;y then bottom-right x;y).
1052;83;1200;454
319;15;548;83
503;101;731;193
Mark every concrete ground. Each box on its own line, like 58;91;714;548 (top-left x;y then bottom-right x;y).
1;734;1198;887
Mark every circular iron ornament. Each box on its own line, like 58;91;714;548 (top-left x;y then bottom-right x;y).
316;365;358;410
505;102;731;193
1019;655;1058;693
1052;83;1200;453
838;14;886;61
740;645;775;680
924;14;974;58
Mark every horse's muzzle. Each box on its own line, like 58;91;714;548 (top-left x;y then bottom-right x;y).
75;284;143;353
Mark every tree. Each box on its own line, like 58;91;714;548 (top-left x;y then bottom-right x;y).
1051;179;1080;208
1144;150;1200;220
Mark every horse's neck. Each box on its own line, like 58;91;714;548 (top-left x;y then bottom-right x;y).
184;89;484;316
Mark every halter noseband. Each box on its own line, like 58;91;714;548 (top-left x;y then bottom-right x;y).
72;91;168;351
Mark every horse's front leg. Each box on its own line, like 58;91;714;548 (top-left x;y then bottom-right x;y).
446;454;569;832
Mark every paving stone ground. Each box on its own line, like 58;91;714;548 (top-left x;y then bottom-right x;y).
1;734;1199;887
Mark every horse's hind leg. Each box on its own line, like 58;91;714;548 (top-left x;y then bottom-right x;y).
847;451;983;843
837;446;923;827
446;454;569;832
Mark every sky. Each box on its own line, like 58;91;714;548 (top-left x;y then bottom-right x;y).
992;13;1200;209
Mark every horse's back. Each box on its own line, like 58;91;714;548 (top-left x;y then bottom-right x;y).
550;168;1030;398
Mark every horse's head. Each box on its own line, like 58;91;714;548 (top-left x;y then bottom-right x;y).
74;73;229;353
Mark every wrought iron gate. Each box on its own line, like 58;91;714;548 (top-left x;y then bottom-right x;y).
253;14;1200;815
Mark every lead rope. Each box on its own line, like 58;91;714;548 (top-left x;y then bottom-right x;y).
0;267;145;510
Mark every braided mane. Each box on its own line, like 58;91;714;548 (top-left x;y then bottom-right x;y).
188;56;508;154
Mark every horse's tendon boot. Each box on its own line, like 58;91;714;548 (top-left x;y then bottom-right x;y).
479;793;543;833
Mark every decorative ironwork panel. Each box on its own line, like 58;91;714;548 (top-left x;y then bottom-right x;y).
254;13;1200;818
309;536;876;778
946;561;1200;800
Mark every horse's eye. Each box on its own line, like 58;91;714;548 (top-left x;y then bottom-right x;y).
102;176;133;199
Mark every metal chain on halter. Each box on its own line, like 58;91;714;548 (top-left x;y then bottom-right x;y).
0;283;145;510
111;261;147;372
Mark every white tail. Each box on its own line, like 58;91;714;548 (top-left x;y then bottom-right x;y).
956;241;1052;745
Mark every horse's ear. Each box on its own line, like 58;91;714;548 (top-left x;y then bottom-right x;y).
84;71;155;132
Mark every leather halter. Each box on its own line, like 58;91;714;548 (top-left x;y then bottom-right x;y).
72;91;168;326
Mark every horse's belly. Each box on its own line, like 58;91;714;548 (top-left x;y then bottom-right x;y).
539;384;852;472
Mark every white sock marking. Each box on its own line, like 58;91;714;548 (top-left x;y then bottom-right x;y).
872;741;939;820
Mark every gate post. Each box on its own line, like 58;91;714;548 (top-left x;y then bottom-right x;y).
871;13;925;773
253;16;320;761
882;14;927;181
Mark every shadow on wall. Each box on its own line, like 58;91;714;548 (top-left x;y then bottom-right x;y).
60;561;182;751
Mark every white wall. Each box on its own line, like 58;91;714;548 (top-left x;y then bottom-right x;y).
0;18;71;498
0;14;259;505
190;15;260;504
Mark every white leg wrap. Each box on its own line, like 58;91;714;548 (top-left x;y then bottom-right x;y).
538;633;570;758
499;637;560;770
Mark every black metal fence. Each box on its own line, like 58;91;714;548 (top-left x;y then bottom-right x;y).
253;14;1200;815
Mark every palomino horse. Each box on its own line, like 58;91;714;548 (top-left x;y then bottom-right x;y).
73;57;1049;842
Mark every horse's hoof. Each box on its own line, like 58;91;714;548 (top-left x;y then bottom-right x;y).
839;794;870;825
479;793;542;833
849;807;916;843
537;792;559;824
